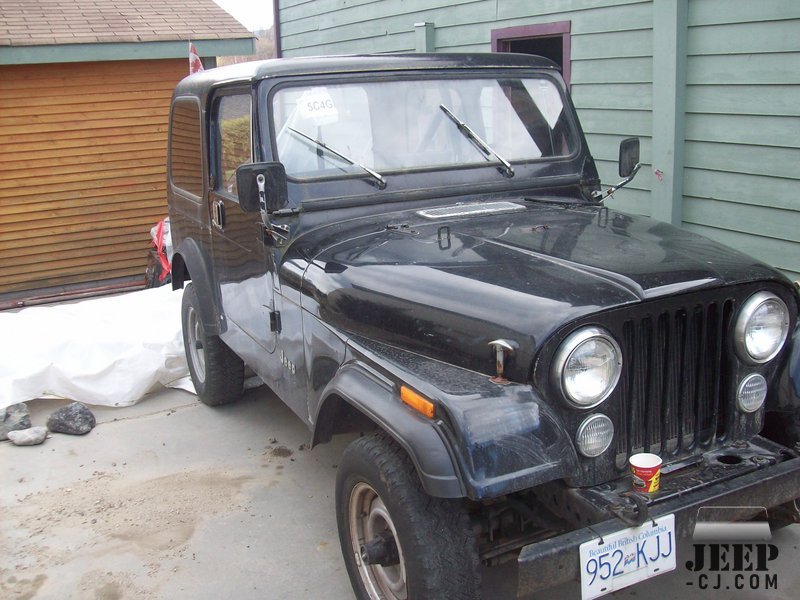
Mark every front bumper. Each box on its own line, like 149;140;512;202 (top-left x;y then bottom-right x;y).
517;437;800;596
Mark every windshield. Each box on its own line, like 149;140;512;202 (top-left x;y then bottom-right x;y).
270;76;577;181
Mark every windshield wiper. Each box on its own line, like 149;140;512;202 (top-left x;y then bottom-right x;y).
439;104;514;178
288;127;386;190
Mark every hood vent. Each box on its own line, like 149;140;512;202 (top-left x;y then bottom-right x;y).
417;201;525;219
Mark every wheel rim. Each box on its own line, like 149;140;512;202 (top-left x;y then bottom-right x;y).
349;482;407;599
186;304;206;384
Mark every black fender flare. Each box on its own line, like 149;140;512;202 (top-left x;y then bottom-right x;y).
171;238;222;335
314;361;466;499
783;323;800;402
767;322;800;445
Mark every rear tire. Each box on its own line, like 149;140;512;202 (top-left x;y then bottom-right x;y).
336;432;480;600
181;283;244;406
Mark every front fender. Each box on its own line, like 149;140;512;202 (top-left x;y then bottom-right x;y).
317;360;467;498
767;322;800;445
779;322;800;403
329;337;579;501
442;380;580;500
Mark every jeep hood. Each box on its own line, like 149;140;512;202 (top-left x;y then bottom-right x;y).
295;200;779;380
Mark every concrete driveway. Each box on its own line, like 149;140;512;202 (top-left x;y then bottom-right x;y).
2;386;798;599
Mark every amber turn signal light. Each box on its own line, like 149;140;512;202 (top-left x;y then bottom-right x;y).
400;386;435;419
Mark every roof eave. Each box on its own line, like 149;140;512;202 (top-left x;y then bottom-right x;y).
0;38;256;66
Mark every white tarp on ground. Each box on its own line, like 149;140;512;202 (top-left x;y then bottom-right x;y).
0;286;194;410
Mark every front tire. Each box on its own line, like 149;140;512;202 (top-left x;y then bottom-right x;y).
181;283;244;406
336;432;480;600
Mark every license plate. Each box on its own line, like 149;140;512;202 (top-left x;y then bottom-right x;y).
579;513;676;600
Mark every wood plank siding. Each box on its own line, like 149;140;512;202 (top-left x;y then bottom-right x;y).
681;0;800;281
278;0;800;281
0;58;187;296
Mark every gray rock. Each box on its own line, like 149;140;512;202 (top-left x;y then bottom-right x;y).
47;402;96;435
1;403;31;441
7;426;48;446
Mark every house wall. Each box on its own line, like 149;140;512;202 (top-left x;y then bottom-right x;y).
278;0;800;281
681;0;800;280
0;58;187;296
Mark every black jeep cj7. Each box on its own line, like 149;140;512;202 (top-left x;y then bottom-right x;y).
167;54;800;599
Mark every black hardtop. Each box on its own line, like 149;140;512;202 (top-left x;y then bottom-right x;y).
172;52;561;99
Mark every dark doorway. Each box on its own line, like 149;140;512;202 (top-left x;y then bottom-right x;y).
491;21;571;87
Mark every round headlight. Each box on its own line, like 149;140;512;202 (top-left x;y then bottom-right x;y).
734;292;789;364
553;327;622;408
576;414;614;458
737;373;767;413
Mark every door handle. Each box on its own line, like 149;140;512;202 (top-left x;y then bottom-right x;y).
213;200;226;230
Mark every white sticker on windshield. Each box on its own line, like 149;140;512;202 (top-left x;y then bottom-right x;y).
298;89;339;124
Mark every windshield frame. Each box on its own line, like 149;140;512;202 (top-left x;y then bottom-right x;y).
262;70;583;188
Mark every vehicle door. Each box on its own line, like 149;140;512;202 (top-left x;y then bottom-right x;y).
208;88;277;354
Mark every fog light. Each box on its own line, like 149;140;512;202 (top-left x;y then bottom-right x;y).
576;414;614;458
736;374;767;413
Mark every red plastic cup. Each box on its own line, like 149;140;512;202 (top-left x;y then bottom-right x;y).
629;453;662;492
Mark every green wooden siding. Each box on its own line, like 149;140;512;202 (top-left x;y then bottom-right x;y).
278;0;800;281
683;0;800;280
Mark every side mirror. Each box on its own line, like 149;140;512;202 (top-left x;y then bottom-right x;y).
618;138;640;178
591;138;642;202
236;162;289;214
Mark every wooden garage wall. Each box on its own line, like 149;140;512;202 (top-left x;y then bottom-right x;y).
0;58;187;297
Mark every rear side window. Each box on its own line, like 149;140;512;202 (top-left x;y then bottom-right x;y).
215;94;252;196
170;98;203;197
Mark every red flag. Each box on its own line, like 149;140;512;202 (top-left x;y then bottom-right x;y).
189;42;204;74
